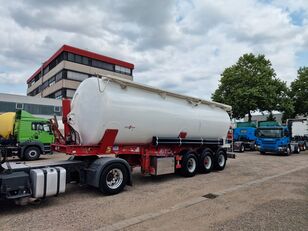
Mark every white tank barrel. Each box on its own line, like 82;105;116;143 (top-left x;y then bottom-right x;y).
68;76;231;145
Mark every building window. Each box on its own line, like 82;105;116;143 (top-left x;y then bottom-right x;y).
75;55;82;64
82;56;89;65
55;71;63;82
66;89;76;98
48;76;56;86
54;90;63;99
41;81;49;90
67;71;88;82
43;66;49;75
92;59;114;71
16;103;23;110
68;52;75;62
54;106;61;112
0;101;16;112
115;65;131;75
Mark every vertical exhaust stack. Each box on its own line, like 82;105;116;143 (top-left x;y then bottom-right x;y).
62;99;72;140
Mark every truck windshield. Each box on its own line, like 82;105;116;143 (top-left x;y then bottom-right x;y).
43;123;51;132
256;128;283;138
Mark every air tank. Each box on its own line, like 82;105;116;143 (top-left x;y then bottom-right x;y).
68;76;231;145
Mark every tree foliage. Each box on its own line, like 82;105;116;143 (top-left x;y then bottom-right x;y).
212;53;293;121
290;67;308;116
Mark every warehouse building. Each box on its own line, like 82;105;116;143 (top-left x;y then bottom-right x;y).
26;45;134;99
244;113;283;124
0;93;61;119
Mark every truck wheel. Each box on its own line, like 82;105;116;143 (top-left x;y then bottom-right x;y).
199;148;214;174
214;149;227;171
240;144;245;152
260;151;266;155
285;147;291;156
99;163;128;195
180;152;198;177
24;147;41;161
295;146;300;154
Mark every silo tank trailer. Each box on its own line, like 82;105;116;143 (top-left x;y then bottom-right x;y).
0;75;235;204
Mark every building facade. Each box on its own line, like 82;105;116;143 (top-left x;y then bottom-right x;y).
26;45;134;99
0;93;62;119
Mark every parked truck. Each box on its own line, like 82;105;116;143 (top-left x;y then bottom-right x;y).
287;118;308;151
0;75;234;204
256;120;305;155
232;122;257;152
0;110;54;161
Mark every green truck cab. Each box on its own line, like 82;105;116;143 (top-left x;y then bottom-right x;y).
0;110;54;161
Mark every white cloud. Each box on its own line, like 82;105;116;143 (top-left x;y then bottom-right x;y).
0;0;307;99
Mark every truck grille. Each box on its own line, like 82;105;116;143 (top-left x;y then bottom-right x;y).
262;140;276;144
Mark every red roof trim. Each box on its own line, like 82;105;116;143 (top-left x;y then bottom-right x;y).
27;45;134;83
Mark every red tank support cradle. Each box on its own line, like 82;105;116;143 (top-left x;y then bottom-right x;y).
52;129;119;156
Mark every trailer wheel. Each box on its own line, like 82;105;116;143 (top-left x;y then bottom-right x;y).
199;148;214;174
214;149;227;171
295;146;300;154
180;152;198;177
24;146;41;161
99;163;128;195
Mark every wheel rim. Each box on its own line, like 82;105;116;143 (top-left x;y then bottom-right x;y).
241;146;244;152
204;156;212;169
187;157;196;173
218;154;225;167
28;150;38;158
106;168;123;189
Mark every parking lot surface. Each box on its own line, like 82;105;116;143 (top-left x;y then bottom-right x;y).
1;151;307;231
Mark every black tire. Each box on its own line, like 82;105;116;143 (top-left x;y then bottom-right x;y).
199;148;214;174
99;163;128;195
180;152;198;177
240;144;245;152
214;149;227;171
285;147;291;156
260;151;266;155
250;144;256;151
24;146;41;161
295;146;300;154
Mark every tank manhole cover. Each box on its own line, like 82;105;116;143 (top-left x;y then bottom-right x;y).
202;193;218;199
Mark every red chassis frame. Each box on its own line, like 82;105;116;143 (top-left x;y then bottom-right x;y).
51;99;185;175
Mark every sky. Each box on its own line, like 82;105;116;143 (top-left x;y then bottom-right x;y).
0;0;307;99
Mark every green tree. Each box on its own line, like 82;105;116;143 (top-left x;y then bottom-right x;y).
290;67;308;116
212;53;293;121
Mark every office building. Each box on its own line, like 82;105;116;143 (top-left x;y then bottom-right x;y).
26;45;134;99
